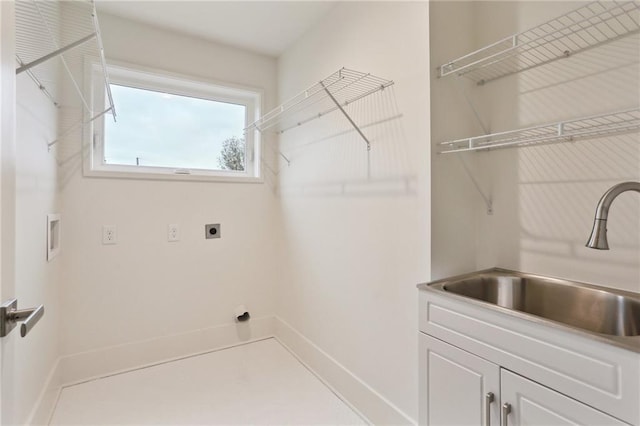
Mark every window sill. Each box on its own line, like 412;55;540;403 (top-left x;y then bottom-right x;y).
83;168;264;184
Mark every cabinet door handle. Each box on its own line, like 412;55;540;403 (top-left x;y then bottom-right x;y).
485;392;494;426
501;402;512;426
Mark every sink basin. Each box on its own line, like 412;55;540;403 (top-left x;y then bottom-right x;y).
425;269;640;342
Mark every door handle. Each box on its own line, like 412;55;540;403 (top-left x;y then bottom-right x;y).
1;299;45;337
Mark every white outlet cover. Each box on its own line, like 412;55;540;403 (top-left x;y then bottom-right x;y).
102;225;117;245
168;224;180;242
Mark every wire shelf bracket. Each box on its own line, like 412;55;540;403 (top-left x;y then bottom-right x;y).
320;80;372;150
457;154;493;215
16;32;96;75
439;108;640;154
438;1;640;85
245;67;394;157
15;0;116;143
47;106;113;151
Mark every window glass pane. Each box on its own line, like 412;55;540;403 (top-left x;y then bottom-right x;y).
104;84;247;171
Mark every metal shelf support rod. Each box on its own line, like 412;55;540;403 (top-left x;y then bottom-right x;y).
16;32;96;75
278;151;291;165
93;11;116;121
26;0;93;113
320;81;371;151
18;59;59;107
453;79;489;135
48;106;114;150
458;155;493;215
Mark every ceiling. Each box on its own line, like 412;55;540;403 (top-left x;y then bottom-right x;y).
95;1;337;58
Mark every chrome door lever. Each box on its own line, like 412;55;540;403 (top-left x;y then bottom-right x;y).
1;299;45;337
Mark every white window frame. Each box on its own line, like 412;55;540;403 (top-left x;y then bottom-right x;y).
84;60;263;182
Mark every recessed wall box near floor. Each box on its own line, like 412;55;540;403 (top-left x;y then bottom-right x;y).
205;224;221;239
47;214;61;261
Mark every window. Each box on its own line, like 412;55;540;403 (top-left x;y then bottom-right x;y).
86;62;262;181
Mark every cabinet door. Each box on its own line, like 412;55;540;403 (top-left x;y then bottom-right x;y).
419;334;500;426
501;370;629;426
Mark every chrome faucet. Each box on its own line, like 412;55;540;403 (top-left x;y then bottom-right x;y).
586;181;640;250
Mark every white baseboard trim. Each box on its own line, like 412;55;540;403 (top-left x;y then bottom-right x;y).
58;316;275;386
26;358;63;425
26;316;276;424
27;316;414;426
274;317;416;426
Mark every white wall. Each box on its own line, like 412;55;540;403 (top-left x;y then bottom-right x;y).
431;1;640;291
11;73;61;425
0;2;18;424
58;14;280;356
0;2;62;423
277;2;430;422
430;1;486;280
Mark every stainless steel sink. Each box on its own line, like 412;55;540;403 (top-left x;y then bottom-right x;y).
424;269;640;350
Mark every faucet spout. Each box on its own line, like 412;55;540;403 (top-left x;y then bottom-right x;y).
586;181;640;250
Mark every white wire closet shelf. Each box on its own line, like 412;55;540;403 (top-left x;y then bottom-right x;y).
438;1;640;85
439;108;640;154
15;0;115;146
245;68;394;151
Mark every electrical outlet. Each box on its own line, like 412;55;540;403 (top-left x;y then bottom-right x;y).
168;224;180;242
102;225;117;245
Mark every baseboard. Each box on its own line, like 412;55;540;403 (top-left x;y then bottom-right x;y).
26;316;275;424
28;316;414;426
26;358;63;425
59;316;276;386
274;317;416;426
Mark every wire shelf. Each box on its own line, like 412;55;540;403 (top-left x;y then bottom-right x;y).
439;1;640;85
246;68;393;135
439;108;640;153
15;0;115;135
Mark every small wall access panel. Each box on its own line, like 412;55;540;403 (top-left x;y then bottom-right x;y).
47;213;61;261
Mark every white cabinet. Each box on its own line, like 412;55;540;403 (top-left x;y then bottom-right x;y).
501;370;628;426
420;334;500;426
419;290;640;425
420;334;630;426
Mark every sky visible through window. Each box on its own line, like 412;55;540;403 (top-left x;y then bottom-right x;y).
104;84;246;170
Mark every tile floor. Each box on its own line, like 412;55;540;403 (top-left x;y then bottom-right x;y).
49;338;366;425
